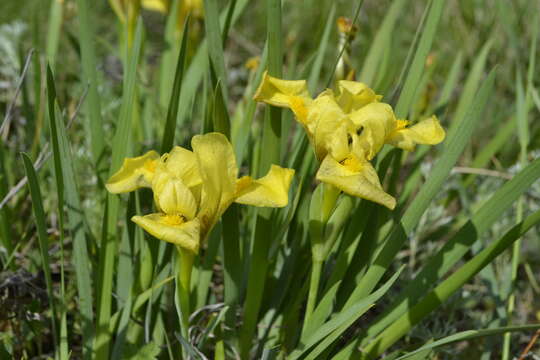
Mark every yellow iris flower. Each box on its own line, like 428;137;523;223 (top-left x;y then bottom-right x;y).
110;0;203;31
106;132;294;253
253;72;446;210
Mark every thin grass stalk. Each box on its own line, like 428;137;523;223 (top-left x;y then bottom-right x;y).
95;20;143;360
46;0;63;68
75;0;105;171
22;154;59;354
239;0;282;356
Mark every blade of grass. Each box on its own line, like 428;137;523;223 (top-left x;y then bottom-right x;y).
161;17;190;153
22;153;59;353
289;267;403;360
397;324;540;360
344;69;497;308
203;0;228;102
394;0;444;118
503;20;536;351
363;208;540;358
306;4;335;93
359;0;407;86
46;66;94;359
331;72;498;360
362;156;540;346
175;0;249;130
95;19;144;360
75;0;105;170
445;39;492;138
45;65;68;360
435;52;463;108
239;0;282;356
46;0;63;68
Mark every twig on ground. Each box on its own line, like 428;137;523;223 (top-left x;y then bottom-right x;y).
517;329;540;360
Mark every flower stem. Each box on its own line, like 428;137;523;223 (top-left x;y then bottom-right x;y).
176;246;194;338
303;259;323;332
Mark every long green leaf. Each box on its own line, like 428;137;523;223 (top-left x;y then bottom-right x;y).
160;17;190;153
203;0;228;102
239;0;283;357
359;0;407;86
289;267;403;360
343;69;497;310
95;19;144;360
363;157;540;343
22;153;59;351
394;0;445;118
47;66;94;360
363;207;540;357
396;324;540;360
75;0;104;169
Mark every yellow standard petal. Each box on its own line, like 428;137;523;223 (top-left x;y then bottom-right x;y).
336;80;382;113
386;115;446;151
316;154;396;210
349;102;396;160
132;214;200;253
308;91;353;161
141;0;169;12
162;146;202;188
235;165;295;208
106;150;160;193
152;172;198;220
191;132;238;236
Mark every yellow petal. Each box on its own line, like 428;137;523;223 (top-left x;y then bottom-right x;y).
336;80;382;113
349;102;396;160
162;146;202;188
316;155;396;210
253;71;310;108
386;115;446;151
132;214;200;253
253;72;313;124
106;150;160;193
235;165;295;207
307;91;352;161
191;132;238;236
152;172;198;220
141;0;169;12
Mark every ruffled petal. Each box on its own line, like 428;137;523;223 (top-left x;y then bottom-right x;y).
316;155;396;210
152;172;198;220
106;150;160;193
386;116;446;151
191;132;238;236
234;165;295;208
349;102;396;160
336;80;382;113
162;146;202;188
132;214;200;253
307;91;352;161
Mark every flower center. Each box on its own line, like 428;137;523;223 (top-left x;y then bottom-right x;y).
340;156;362;172
162;214;186;226
144;159;157;173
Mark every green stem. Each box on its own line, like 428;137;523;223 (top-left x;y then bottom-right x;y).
176;246;194;338
303;259;323;331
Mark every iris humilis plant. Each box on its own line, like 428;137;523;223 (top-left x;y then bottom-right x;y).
254;72;446;327
106;132;294;334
